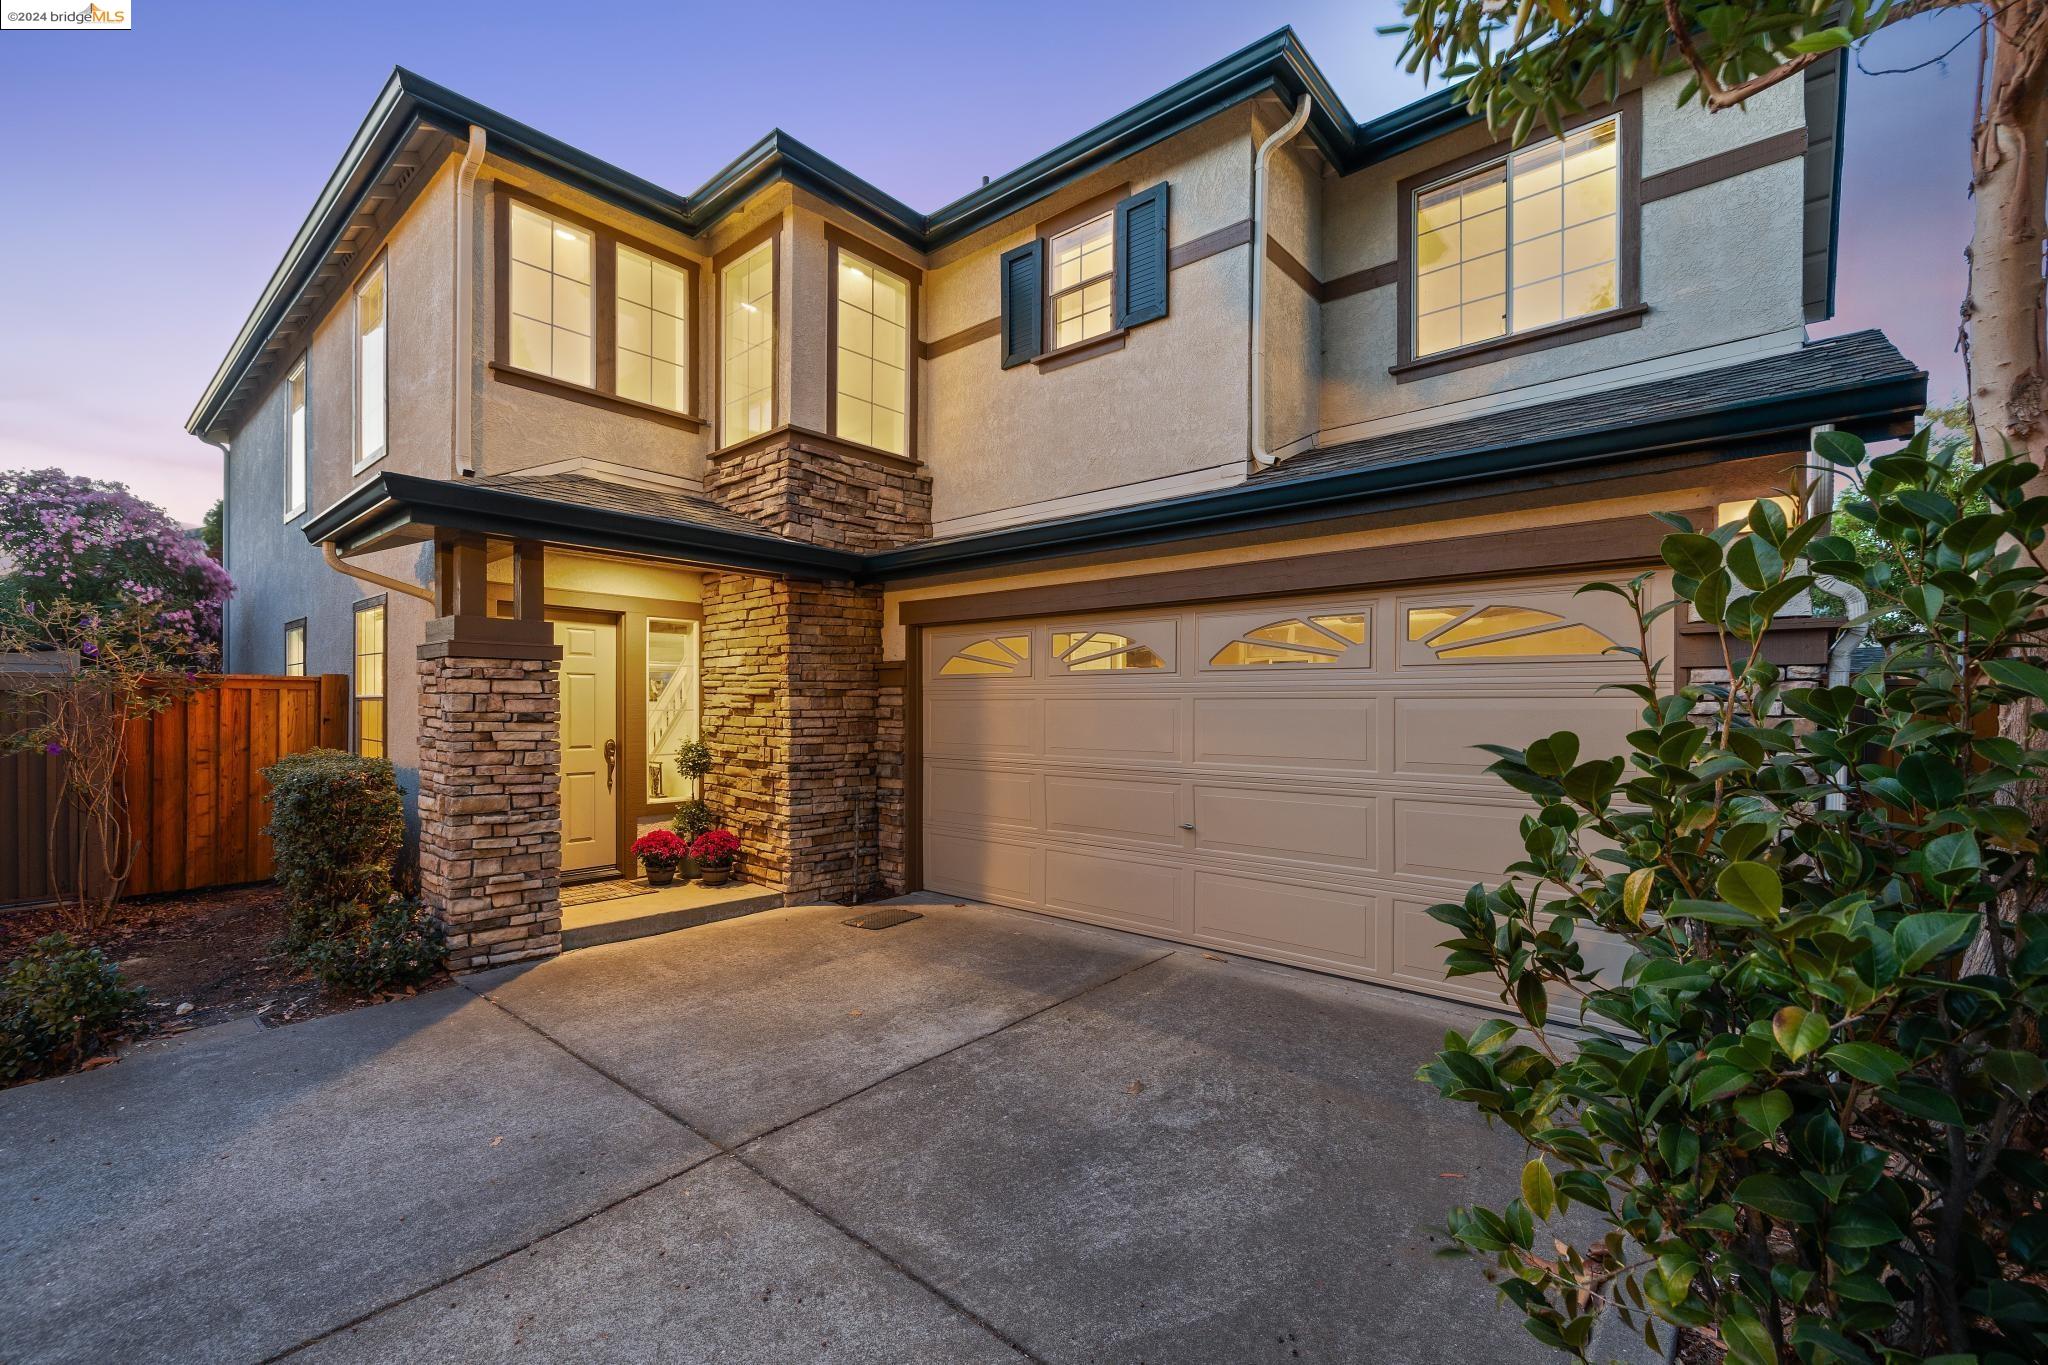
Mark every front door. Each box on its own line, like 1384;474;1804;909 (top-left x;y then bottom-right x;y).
553;614;620;876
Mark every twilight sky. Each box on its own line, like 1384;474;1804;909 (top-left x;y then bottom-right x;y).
0;1;1985;524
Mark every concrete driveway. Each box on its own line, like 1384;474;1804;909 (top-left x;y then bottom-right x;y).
1;897;1564;1364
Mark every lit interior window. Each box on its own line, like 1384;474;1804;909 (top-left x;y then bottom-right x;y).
616;245;689;413
835;251;911;455
1414;115;1618;358
1047;212;1115;349
721;240;775;442
508;202;595;387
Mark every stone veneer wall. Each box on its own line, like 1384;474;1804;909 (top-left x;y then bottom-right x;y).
706;430;932;554
698;428;926;904
416;652;563;970
700;574;885;903
875;667;907;894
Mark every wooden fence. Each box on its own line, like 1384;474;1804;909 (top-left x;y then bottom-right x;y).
2;674;348;909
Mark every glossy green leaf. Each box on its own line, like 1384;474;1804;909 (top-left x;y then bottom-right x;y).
1772;1005;1827;1061
1715;861;1782;921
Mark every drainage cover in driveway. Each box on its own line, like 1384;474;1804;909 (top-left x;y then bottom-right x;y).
842;907;924;930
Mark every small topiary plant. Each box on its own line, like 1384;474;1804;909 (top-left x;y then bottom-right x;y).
672;798;718;841
1;933;144;1084
294;901;445;995
1419;425;2048;1361
262;748;405;948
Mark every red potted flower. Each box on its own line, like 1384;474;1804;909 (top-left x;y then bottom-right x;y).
689;829;741;887
630;829;689;886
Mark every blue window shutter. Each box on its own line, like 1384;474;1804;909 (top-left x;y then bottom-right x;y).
1113;182;1170;329
999;240;1045;368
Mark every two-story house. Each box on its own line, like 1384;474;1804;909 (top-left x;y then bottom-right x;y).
196;29;1925;991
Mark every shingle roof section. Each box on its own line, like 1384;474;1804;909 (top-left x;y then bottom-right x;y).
1254;331;1922;486
476;472;775;538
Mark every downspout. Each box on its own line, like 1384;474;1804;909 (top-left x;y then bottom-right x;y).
202;434;231;666
323;541;433;603
1249;94;1312;469
451;125;487;478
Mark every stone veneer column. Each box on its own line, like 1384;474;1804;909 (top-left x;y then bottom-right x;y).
699;574;883;904
698;428;929;904
416;617;564;971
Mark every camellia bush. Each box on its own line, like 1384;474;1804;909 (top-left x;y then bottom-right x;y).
1421;426;2048;1362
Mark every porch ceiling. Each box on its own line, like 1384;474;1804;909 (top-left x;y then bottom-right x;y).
301;470;865;579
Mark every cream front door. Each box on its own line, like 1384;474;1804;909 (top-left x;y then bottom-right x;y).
553;615;620;875
920;576;1665;1005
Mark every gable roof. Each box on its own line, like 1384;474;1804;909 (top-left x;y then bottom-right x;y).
189;26;1853;439
177;30;1500;440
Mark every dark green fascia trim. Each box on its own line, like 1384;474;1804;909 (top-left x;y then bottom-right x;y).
191;30;1383;435
920;28;1357;245
864;369;1928;580
304;473;867;581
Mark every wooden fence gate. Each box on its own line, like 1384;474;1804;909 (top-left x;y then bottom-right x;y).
2;674;348;909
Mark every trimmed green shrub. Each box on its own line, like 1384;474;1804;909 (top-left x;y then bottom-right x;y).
1;933;144;1083
262;748;405;946
295;901;445;994
1419;426;2048;1361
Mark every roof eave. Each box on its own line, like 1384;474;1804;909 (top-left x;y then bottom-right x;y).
865;367;1929;580
303;473;868;580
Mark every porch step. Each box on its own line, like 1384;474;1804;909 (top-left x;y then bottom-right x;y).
561;881;785;951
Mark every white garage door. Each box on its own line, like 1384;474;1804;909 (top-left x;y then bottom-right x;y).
919;575;1653;1004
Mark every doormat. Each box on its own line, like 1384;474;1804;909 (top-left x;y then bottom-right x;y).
842;907;924;931
562;880;654;908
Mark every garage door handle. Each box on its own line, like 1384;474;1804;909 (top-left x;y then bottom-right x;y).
1180;823;1196;831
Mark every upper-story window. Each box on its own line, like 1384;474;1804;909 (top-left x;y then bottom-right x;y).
1413;116;1619;359
830;235;915;457
720;235;776;443
616;245;689;414
999;183;1170;370
508;201;595;387
353;259;387;471
493;191;701;426
1047;212;1114;349
1397;99;1640;377
284;359;307;520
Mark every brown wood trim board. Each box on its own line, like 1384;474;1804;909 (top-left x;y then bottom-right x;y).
897;510;1692;627
1641;128;1808;203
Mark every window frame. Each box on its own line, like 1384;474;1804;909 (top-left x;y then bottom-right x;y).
352;596;387;758
825;226;921;462
712;219;781;450
1031;183;1130;369
282;618;307;677
351;254;389;474
1392;92;1643;383
283;357;308;521
490;187;704;431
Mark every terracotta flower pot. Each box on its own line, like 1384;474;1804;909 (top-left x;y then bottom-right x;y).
644;862;677;887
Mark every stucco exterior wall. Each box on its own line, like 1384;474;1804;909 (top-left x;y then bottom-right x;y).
223;160;460;803
1314;72;1810;440
917;110;1256;534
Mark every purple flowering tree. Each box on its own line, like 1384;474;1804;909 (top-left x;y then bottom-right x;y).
1;470;233;927
0;468;232;660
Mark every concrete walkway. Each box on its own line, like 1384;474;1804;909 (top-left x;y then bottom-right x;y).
2;897;1567;1364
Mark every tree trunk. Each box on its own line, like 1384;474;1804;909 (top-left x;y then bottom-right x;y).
1966;4;2048;481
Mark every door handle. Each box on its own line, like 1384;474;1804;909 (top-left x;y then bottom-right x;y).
603;739;618;791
